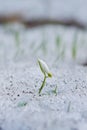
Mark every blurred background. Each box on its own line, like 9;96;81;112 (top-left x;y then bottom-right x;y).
0;0;87;66
0;0;87;29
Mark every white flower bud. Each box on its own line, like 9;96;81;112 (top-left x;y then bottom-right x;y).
38;59;52;77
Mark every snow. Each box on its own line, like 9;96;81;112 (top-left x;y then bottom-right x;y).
0;23;87;130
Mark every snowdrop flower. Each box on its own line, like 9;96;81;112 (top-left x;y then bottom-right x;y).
38;59;52;94
38;59;52;77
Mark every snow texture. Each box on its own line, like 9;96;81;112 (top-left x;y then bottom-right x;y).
0;23;87;130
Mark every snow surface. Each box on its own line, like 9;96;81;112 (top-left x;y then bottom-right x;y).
0;23;87;130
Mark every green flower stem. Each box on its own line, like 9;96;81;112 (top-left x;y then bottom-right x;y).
39;75;47;94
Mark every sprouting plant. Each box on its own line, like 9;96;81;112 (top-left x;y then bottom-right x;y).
14;31;20;48
51;86;58;96
33;31;47;56
33;39;47;56
72;32;78;59
67;101;71;112
18;101;27;107
56;35;61;45
14;31;24;58
55;35;61;53
55;35;66;60
38;59;52;94
41;39;47;55
60;44;66;60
